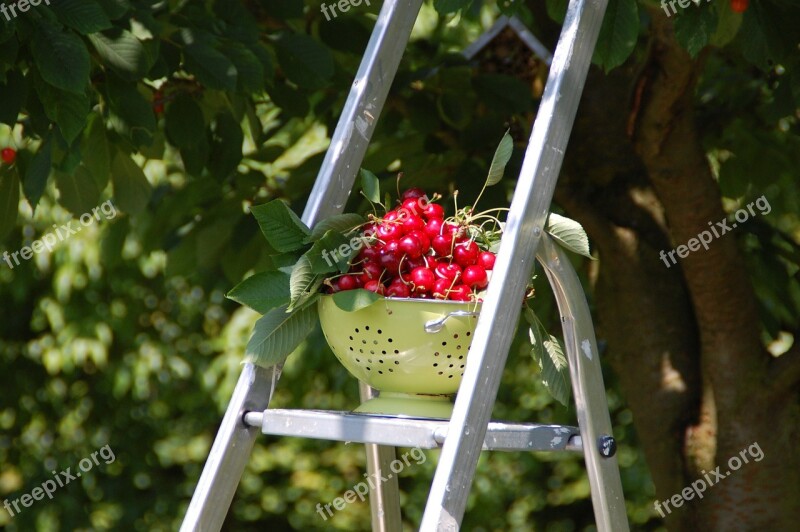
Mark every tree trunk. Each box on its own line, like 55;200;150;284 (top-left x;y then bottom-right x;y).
553;9;800;530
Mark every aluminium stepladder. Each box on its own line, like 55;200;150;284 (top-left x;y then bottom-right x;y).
181;0;629;530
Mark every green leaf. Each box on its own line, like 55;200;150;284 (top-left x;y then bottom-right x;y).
81;114;110;190
31;20;90;94
52;0;113;35
674;5;718;58
23;140;52;211
88;30;149;80
332;289;381;312
250;200;310;253
0;70;26;127
36;81;90;144
546;0;568;23
592;0;639;72
541;335;571;406
0;166;19;239
710;0;743;47
275;34;334;89
165;94;206;149
245;304;318;367
111;152;152;213
96;0;131;20
433;0;472;15
208;111;244;181
288;255;321;311
360;168;380;203
55;166;100;215
227;271;290;314
185;42;238;90
486;130;513;186
546;213;593;259
308;213;364;242
305;230;352;274
224;42;265;93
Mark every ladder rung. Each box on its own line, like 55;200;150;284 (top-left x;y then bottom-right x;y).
243;410;582;453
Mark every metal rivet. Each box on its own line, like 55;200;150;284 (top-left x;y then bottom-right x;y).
598;435;617;458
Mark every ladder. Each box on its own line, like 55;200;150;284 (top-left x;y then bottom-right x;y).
181;0;628;530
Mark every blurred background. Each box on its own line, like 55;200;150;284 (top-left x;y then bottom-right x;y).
0;0;798;530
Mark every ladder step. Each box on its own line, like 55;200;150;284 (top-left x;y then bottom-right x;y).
243;410;582;453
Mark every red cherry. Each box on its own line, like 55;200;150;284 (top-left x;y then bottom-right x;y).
434;261;461;281
453;241;479;267
398;234;424;259
478;251;496;271
462;265;488;289
360;262;384;282
401;187;426;200
338;275;358;291
447;284;472;301
364;279;385;294
433;278;453;299
407;230;430;254
405;255;435;271
386;280;410;298
422;203;445;220
401;214;425;233
359;245;381;262
153;102;165;115
401;198;422;216
377;222;403;241
730;0;748;13
379;242;401;271
424;218;444;239
410;267;435;294
432;234;454;257
1;148;16;164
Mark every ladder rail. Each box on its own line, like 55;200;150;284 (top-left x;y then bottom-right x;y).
181;1;422;530
419;0;610;529
538;236;629;531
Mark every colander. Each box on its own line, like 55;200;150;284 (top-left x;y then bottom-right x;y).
318;295;481;418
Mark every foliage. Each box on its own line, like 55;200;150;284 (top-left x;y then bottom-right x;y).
0;0;797;530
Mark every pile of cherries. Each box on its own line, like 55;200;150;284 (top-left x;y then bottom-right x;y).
329;187;497;301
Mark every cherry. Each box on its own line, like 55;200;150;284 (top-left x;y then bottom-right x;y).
478;251;496;271
434;261;461;282
730;0;748;13
379;242;401;271
453;241;479;267
401;198;422;215
424;218;444;239
359;245;381;262
364;279;385;294
360;262;383;282
447;284;472;301
406;255;435;271
338;275;358;291
401;214;425;233
410;267;435;294
433;278;453;299
377;221;403;241
398;234;424;259
1;148;16;164
432;234;454;257
422;203;445;220
462;265;488;289
407;230;430;254
401;187;426;201
386;280;410;298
